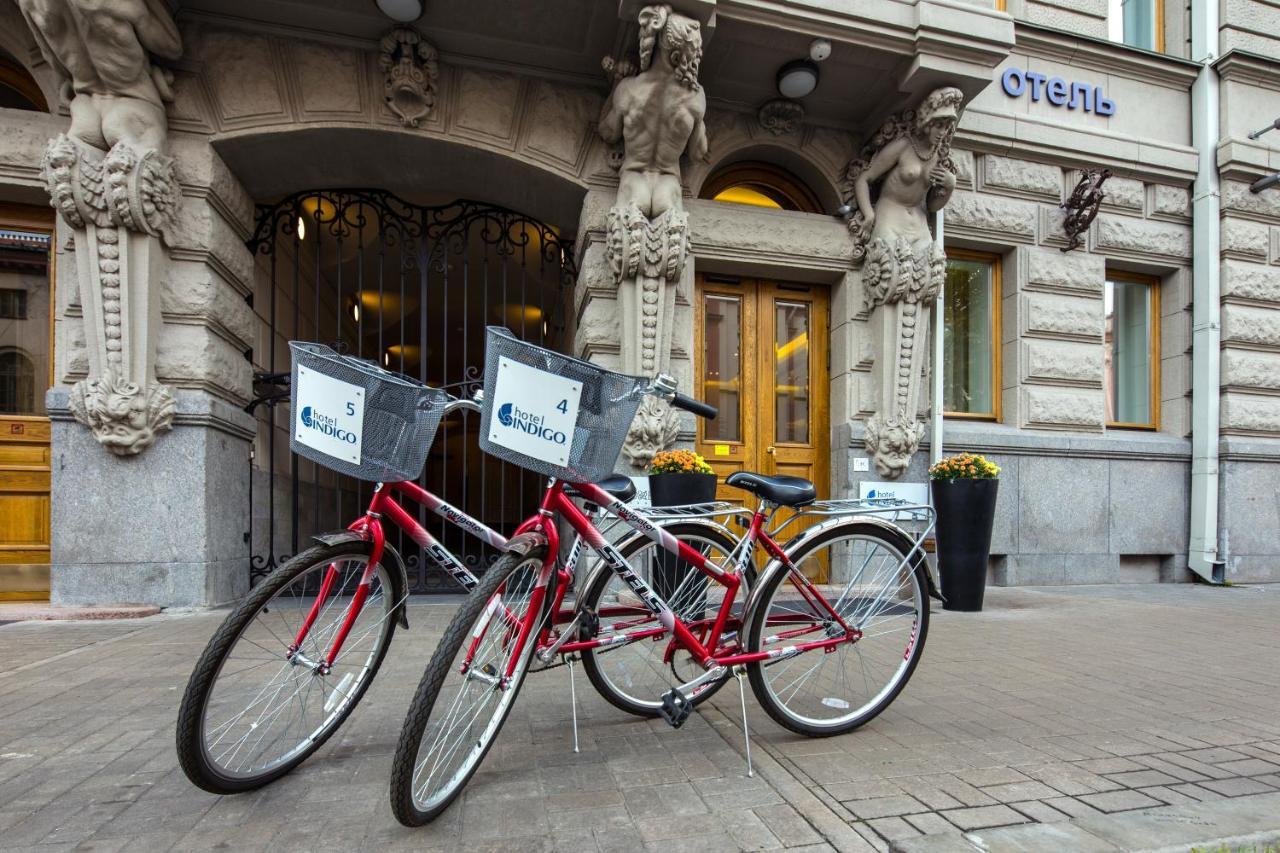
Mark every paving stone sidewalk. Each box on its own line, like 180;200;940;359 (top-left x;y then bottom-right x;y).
0;583;1277;852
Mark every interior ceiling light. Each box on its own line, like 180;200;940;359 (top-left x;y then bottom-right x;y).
375;0;422;22
777;59;819;99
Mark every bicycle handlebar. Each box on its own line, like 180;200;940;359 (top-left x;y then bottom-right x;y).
670;392;717;420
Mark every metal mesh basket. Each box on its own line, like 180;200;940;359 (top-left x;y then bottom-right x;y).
478;326;647;483
288;341;449;482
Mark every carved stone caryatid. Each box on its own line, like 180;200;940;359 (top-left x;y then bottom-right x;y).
380;26;439;128
843;87;964;478
18;0;183;455
598;4;709;470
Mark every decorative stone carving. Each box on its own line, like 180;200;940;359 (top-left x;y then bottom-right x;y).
842;86;963;478
758;98;804;136
18;0;183;455
379;27;439;128
1061;169;1110;252
598;4;708;470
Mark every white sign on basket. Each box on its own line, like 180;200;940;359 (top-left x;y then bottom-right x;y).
294;365;364;465
488;357;582;467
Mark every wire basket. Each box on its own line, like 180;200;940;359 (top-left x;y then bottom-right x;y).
478;327;647;483
288;341;449;482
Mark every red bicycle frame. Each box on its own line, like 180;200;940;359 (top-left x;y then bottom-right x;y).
475;479;863;683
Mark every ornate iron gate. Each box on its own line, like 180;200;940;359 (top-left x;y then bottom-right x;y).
245;190;574;592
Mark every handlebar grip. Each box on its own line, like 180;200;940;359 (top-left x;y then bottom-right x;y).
671;393;717;420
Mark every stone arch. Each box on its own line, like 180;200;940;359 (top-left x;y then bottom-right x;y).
0;4;59;111
687;109;854;216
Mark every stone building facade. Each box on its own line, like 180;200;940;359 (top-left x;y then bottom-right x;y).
0;0;1275;607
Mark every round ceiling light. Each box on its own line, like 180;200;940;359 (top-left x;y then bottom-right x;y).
375;0;422;22
777;59;819;99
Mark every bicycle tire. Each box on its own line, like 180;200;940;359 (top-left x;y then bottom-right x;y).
176;540;398;793
579;522;740;717
389;546;549;825
744;521;929;737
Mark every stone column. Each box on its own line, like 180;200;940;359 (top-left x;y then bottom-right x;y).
19;0;258;606
595;3;709;472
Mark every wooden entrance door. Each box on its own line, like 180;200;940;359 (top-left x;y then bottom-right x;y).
694;276;829;510
0;205;54;601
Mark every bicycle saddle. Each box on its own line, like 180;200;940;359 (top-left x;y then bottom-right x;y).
725;472;816;507
565;474;637;503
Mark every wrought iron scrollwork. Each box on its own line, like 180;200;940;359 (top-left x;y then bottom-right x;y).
1060;169;1111;252
245;189;575;589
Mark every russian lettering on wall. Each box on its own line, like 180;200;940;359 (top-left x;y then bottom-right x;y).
1001;68;1115;116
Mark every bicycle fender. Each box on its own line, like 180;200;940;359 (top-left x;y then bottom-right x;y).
310;530;412;629
503;531;548;557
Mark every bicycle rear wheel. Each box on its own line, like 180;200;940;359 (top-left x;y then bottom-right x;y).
389;547;548;825
579;522;739;716
176;541;398;792
744;522;928;737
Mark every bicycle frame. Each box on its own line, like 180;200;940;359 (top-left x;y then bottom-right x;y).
486;480;864;683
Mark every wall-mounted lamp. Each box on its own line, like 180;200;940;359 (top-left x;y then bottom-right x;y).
296;216;306;241
1251;173;1280;194
375;0;422;22
1248;117;1280;140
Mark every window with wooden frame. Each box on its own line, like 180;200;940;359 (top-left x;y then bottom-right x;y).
942;249;1002;421
700;162;823;214
1104;270;1160;430
1108;0;1165;53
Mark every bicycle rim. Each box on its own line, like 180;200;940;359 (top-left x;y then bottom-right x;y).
748;528;925;732
408;556;543;813
583;527;737;712
199;554;394;779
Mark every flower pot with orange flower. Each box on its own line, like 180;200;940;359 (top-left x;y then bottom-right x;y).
648;450;717;607
929;452;1000;612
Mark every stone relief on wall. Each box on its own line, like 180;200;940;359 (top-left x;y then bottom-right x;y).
843;86;964;478
19;0;183;455
757;99;804;136
598;3;709;470
379;27;439;128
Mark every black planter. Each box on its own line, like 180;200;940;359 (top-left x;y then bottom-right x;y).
931;478;999;612
649;473;717;615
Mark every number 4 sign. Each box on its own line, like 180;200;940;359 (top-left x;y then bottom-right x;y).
489;357;582;466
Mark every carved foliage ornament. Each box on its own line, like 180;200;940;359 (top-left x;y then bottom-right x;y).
380;27;439;128
758;99;804;136
1061;168;1111;252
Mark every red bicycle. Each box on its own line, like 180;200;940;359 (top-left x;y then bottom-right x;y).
388;327;934;824
175;342;739;794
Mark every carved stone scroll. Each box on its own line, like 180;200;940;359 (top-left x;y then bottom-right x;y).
842;86;964;478
598;4;709;471
19;0;183;455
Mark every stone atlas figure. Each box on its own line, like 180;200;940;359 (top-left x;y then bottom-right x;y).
845;86;964;477
598;3;709;469
19;0;184;454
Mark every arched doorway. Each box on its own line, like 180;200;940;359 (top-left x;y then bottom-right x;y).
246;190;574;592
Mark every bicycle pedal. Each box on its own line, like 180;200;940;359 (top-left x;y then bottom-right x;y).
659;688;693;728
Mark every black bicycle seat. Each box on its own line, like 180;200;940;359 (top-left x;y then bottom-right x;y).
725;472;816;507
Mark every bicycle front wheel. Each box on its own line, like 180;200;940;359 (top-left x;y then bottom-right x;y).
389;546;548;826
176;541;398;792
745;523;928;737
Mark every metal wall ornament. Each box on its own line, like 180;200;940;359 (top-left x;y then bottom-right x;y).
1061;168;1111;252
758;98;804;136
245;189;575;592
379;26;439;127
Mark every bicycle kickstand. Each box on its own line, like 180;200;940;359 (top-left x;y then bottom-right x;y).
567;654;580;754
733;665;754;778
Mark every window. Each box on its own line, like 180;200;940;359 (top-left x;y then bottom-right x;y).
0;56;48;112
1104;272;1159;429
943;250;1001;420
0;349;36;415
701;162;823;214
0;288;27;319
1109;0;1164;52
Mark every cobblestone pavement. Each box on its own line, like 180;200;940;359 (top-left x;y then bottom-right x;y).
0;583;1277;852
